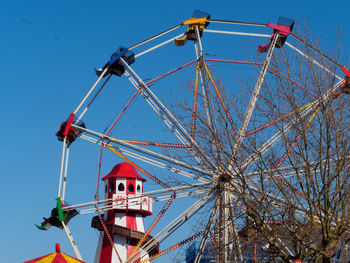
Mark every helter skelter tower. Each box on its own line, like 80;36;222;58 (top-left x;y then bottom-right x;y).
92;162;158;263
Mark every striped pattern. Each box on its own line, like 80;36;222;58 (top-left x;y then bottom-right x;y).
23;249;85;263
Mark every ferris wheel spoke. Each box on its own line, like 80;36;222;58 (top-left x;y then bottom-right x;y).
229;193;297;258
76;74;112;123
227;182;309;218
128;23;183;50
190;62;200;139
244;99;316;137
239;78;344;173
245;169;310;184
65;183;211;213
128;190;216;263
61;221;83;260
194;196;220;263
228;196;243;263
134;33;185;59
123;69;215;171
61;145;70;202
80;188;211;215
289;30;343;71
285;41;342;81
275;106;321;168
79;131;214;180
57;138;68;199
119;58;218;171
203;61;238;133
194;25;226;165
73;67;110;117
243;185;309;217
238;101;322;172
245;155;348;180
112;145;212;183
231;33;280;157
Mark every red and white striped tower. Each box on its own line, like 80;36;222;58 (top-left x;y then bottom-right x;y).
93;162;154;263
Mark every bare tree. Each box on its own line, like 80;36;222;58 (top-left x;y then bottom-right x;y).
167;27;350;263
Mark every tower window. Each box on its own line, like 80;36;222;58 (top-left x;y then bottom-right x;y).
105;185;108;193
136;184;141;193
109;182;115;193
128;183;134;192
118;183;125;192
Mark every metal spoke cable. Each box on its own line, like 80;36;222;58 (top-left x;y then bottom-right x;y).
285;42;342;81
77;127;213;176
139;231;204;263
194;196;220;263
290;32;343;68
106;144;171;188
228;197;243;263
244;99;317;137
203;61;238;133
191;63;200;138
231;33;279;156
204;58;317;99
229;193;296;257
129;191;216;263
110;146;211;183
244;155;348;179
145;59;198;86
79;133;213;181
80;189;210;215
122;67;217;171
275;106;321;168
64;183;210;211
116;139;188;149
239;79;343;171
194;26;222;164
127;195;175;262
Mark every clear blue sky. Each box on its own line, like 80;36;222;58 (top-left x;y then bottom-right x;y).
1;0;349;262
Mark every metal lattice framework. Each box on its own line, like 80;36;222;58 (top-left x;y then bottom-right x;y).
53;11;350;263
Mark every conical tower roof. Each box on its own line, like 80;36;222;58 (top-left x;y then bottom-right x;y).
102;162;146;181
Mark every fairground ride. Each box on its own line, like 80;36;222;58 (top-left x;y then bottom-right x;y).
37;10;350;263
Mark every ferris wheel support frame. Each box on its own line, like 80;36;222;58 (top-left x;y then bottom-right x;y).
194;196;220;263
49;12;350;262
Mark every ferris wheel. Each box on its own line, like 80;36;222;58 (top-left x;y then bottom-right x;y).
37;10;350;263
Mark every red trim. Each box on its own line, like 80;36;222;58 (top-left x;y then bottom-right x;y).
341;65;350;78
55;243;61;253
103;162;146;181
125;213;137;260
100;233;113;263
63;113;75;137
52;253;67;263
267;22;291;35
145;59;197;86
125;177;138;261
23;253;54;263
